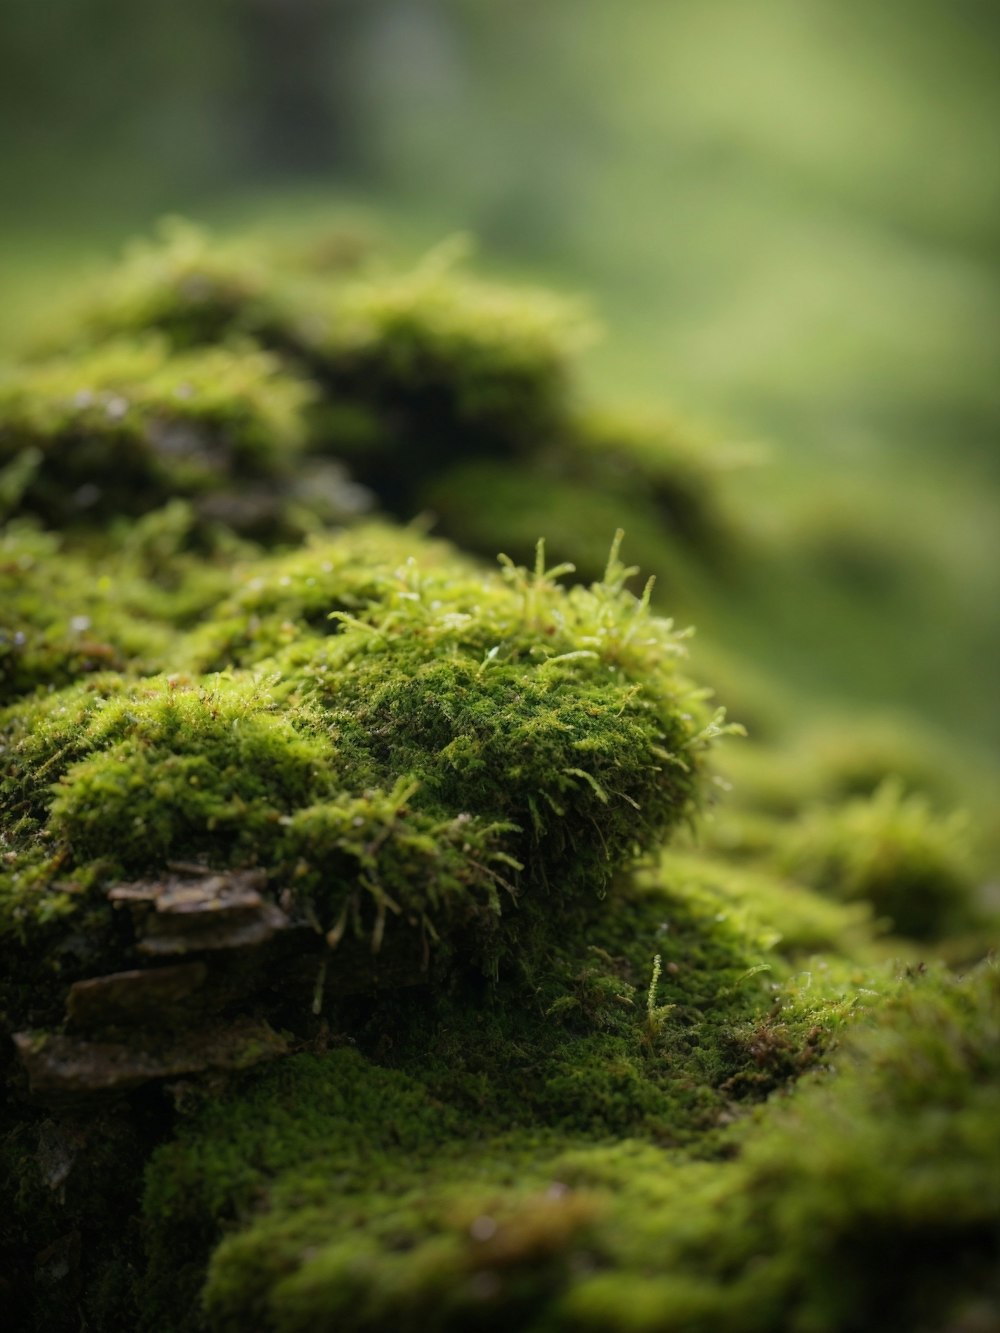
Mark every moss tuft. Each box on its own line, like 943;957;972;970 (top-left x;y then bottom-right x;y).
0;337;315;531
777;779;979;941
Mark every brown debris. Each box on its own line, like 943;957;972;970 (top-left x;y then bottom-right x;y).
108;868;289;955
66;962;208;1032
13;1017;288;1105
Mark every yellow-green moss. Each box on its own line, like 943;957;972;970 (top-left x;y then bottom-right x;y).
777;780;979;941
0;506;254;703
0;337;315;529
2;219;996;1333
1;528;723;994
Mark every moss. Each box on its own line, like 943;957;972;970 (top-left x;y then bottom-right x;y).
1;527;721;1002
51;220;293;353
0;525;162;702
305;243;589;503
713;714;963;819
45;224;730;574
0;511;246;703
135;963;998;1333
776;779;979;941
184;522;463;671
646;848;880;963
0;336;315;531
139;858;876;1332
55;225;587;498
2;219;996;1333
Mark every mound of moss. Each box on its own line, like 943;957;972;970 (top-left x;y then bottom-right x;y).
37;221;730;576
1;220;997;1333
1;528;722;1006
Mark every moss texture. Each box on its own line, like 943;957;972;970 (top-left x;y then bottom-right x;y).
139;962;998;1333
1;221;997;1332
42;221;729;568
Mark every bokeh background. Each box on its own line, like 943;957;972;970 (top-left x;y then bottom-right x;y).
2;0;998;762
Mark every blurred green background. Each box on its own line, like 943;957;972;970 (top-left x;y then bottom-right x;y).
2;0;998;759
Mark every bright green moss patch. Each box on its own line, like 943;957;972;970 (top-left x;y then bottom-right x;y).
184;522;463;671
1;527;723;994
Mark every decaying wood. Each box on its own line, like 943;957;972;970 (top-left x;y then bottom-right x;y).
13;1017;288;1105
108;868;290;954
66;962;209;1032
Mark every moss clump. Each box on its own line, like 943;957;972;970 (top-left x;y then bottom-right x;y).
0;337;318;531
52;220;294;353
1;527;722;1007
777;779;978;941
696;713;984;944
711;713;964;819
1;218;996;1333
58;225;586;495
43;223;730;574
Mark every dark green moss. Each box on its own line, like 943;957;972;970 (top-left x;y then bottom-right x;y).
136;962;997;1333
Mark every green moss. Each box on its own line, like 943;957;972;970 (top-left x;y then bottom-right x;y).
1;527;722;993
55;225;586;498
137;963;997;1333
713;714;963;819
777;779;979;941
307;243;588;495
185;522;462;671
45;224;731;573
0;525;163;702
0;508;252;703
2;219;996;1333
0;336;314;529
52;220;293;353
